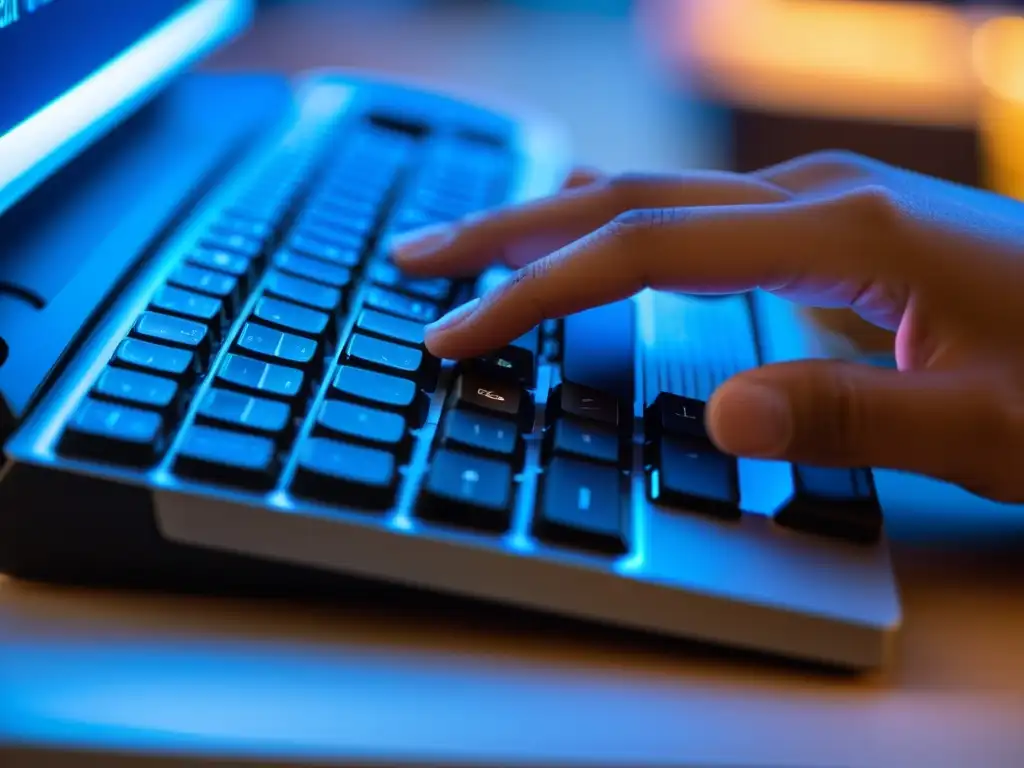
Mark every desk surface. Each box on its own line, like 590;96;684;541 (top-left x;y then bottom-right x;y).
2;4;1024;766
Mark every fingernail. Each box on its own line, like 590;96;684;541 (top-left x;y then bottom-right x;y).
427;298;480;335
708;381;792;457
390;223;453;262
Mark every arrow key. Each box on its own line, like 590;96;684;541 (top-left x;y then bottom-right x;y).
417;448;514;533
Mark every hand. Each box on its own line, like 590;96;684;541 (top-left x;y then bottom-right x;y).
390;152;1024;503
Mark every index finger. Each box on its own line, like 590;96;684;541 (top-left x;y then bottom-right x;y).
390;171;788;277
423;196;892;360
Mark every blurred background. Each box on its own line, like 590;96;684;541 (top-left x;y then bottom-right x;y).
208;0;1024;198
203;0;1024;347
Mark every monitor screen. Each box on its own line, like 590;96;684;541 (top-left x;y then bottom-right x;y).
0;0;252;216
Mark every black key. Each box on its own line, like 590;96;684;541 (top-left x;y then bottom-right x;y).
174;424;278;490
468;327;538;386
132;311;210;363
563;300;635;402
355;309;425;347
297;207;374;238
544;418;621;465
274;249;352;289
440;409;522;465
200;231;263;260
343;334;436;390
308;193;378;222
94;367;179;413
112;338;194;382
209;215;272;243
264;270;343;314
292;437;397;509
168;264;239;310
448;370;534;430
547;381;623;431
417;448;514;533
59;398;165;466
649;437;740;520
188;248;252;291
150;285;224;331
645;393;707;442
288;233;362;267
533;457;628;555
217;354;304;400
331;365;428;425
774;465;883;545
294;223;365;253
253;296;330;340
368;261;452;303
316;400;409;456
236;322;319;370
196;388;292;438
364;287;440;323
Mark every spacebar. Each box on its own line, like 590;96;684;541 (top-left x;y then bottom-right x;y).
562;300;635;402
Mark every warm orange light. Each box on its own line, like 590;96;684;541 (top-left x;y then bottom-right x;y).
972;16;1024;197
659;0;981;125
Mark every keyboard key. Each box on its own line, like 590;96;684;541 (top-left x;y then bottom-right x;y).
236;322;319;369
175;424;278;490
112;338;194;382
547;381;624;431
132;311;210;363
197;388;291;438
292;437;397;509
364;287;440;323
355;309;425;347
200;231;263;260
188;248;253;291
288;233;362;268
296;207;373;239
645;393;707;442
150;285;224;331
534;457;628;555
59;398;165;466
417;448;514;533
449;371;534;430
544;418;621;465
331;365;428;425
294;223;365;252
368;261;452;303
168;264;239;311
343;334;436;390
209;215;272;243
264;270;343;314
217;354;304;400
649;437;740;520
94;367;179;413
253;296;330;340
274;249;352;289
563;301;635;402
774;465;883;544
316;400;409;456
440;409;522;465
467;328;538;386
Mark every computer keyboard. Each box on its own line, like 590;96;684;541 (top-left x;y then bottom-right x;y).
0;74;901;670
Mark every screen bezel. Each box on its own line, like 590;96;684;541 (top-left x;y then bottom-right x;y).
0;0;254;219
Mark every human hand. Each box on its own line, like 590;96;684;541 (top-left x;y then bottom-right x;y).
390;152;1024;503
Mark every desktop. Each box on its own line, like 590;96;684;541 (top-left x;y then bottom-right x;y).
0;0;898;673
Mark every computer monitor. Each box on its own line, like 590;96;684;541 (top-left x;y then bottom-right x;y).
0;0;253;218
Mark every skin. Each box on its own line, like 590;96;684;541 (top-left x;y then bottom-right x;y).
390;151;1024;504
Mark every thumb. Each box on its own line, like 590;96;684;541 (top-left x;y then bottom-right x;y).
705;360;1024;503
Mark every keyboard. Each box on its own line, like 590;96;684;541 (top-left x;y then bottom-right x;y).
0;74;901;670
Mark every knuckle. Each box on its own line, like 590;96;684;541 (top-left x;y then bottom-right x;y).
841;184;908;240
803;149;868;172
